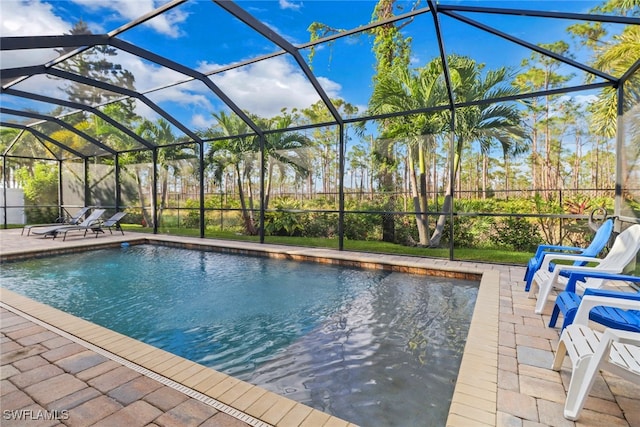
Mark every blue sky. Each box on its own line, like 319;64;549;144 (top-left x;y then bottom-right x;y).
1;0;610;134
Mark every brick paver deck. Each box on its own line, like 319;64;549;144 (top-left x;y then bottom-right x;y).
1;229;638;426
1;307;249;427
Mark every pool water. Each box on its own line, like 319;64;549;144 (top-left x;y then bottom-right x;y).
0;244;478;426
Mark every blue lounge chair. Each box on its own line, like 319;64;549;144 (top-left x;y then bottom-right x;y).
524;219;613;291
549;271;640;332
21;206;93;236
31;209;106;241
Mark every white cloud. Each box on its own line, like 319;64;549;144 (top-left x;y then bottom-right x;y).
70;0;187;37
574;94;598;105
279;0;302;11
1;0;69;36
556;93;599;109
191;113;213;129
200;56;342;118
0;0;72;68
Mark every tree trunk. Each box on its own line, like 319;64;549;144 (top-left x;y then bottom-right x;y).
133;168;152;227
408;145;428;245
235;164;257;235
158;167;169;226
504;154;510;199
429;136;461;247
482;153;488;199
264;160;273;210
573;133;580;190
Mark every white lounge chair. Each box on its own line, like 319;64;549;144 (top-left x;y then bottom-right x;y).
31;209;106;241
529;224;640;314
552;324;640;420
21;206;92;236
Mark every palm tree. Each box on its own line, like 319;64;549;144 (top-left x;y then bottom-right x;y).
137;118;196;226
204;111;259;235
369;55;525;247
568;0;639;138
369;61;448;245
588;25;640;138
260;114;314;209
429;55;524;247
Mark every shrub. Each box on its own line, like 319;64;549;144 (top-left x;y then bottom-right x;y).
264;199;305;236
301;212;338;238
394;215;418;246
25;207;59;224
491;217;542;251
181;199;200;228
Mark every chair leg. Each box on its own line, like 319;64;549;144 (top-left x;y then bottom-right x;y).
549;304;561;328
550;292;582;331
535;280;554;314
564;357;596;420
524;258;539;291
524;269;532;291
528;280;538;299
551;338;567;371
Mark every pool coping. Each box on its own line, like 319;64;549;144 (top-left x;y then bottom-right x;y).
0;232;501;426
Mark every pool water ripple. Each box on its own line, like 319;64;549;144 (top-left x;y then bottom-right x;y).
0;244;478;426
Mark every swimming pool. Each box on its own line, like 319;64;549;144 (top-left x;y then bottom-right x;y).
0;244;478;426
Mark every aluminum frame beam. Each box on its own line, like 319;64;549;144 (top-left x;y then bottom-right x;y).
1;88;155;149
0;107;116;155
434;4;640;25
108;37;264;137
0;122;86;159
213;0;344;126
441;10;618;83
0;34;110;50
45;68;203;144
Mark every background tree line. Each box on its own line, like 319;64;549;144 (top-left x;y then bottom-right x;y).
1;0;638;251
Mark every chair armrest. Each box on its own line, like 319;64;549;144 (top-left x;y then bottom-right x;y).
535;244;583;258
567;272;640;284
540;254;601;271
565;272;640;293
574;295;640;326
584;288;640;300
602;328;640;347
547;263;619;292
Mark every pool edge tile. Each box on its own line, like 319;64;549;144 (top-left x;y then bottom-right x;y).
445;269;499;426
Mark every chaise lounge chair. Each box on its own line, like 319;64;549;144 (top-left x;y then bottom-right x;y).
549;271;640;332
528;224;640;314
31;209;106;241
523;219;613;291
552;323;640;420
21;206;93;236
90;211;127;236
